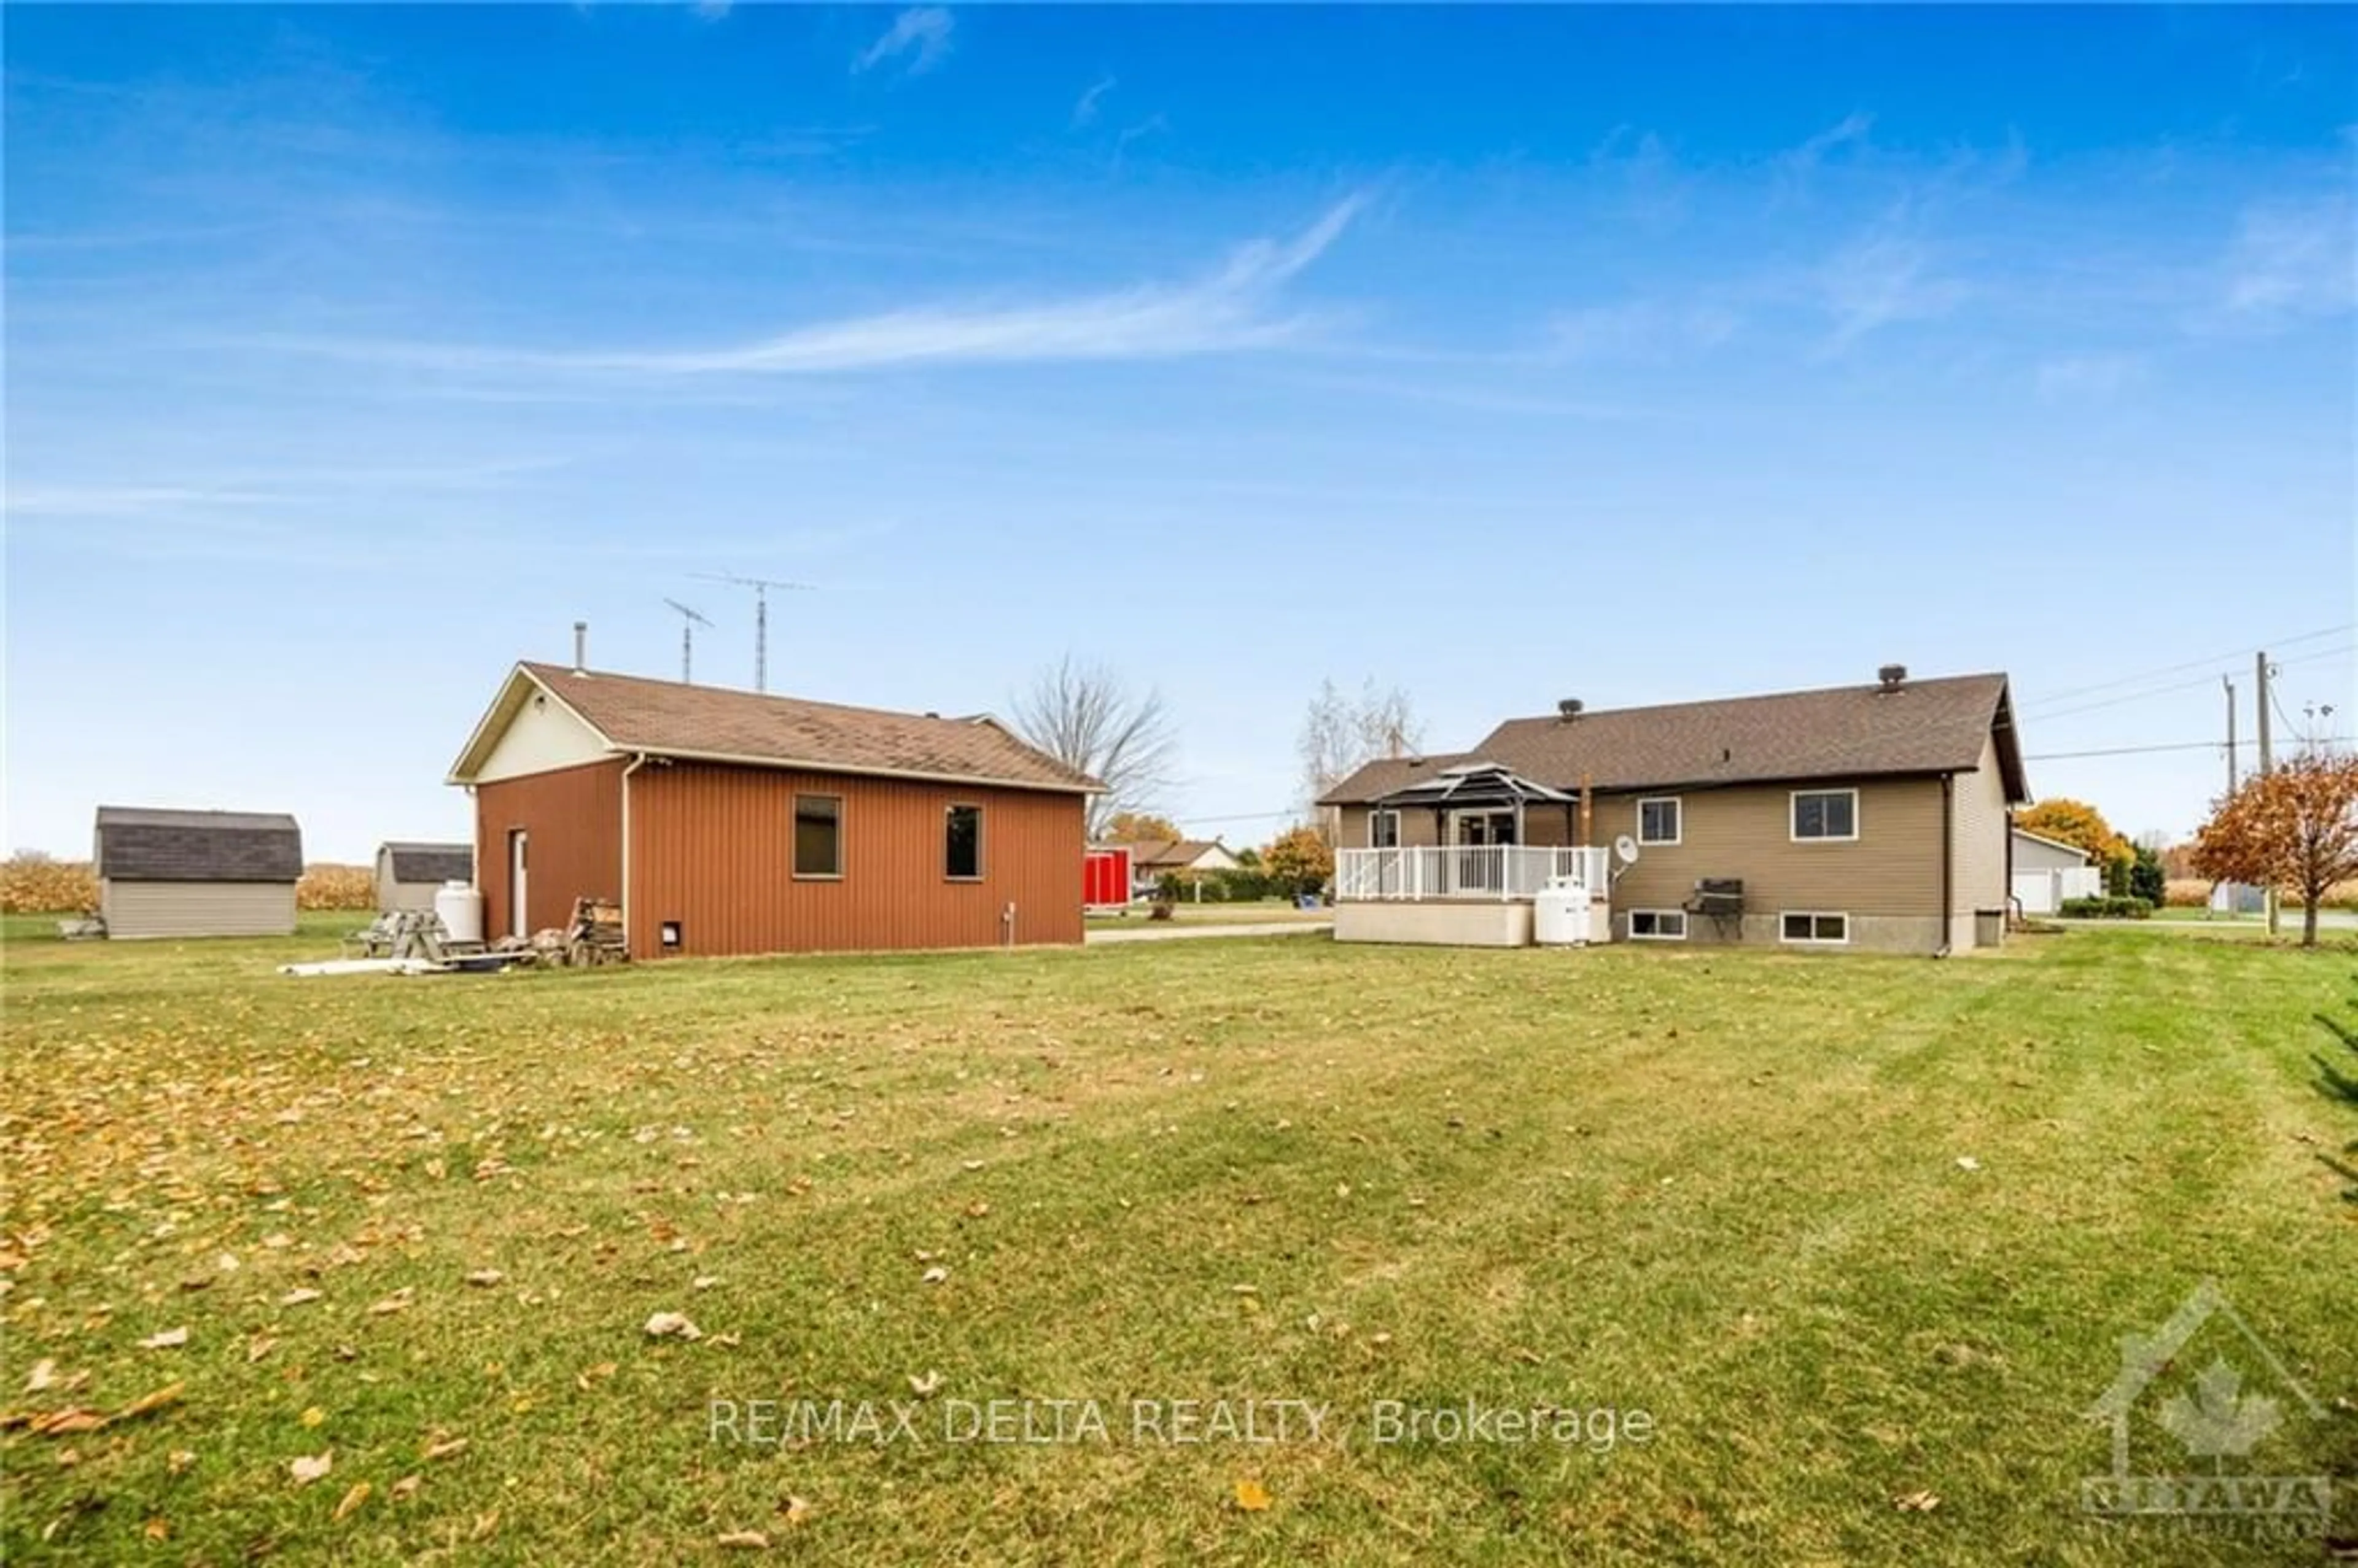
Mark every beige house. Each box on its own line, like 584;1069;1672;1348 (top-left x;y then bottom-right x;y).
95;806;302;939
1318;667;2026;954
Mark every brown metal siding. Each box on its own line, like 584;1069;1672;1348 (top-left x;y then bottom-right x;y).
1597;778;1946;919
472;760;625;937
628;762;1084;957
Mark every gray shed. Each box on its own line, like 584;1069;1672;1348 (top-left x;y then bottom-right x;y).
375;840;473;912
93;807;302;939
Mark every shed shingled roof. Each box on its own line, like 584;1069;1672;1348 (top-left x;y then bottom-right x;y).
94;807;303;884
449;664;1102;793
1320;673;2023;805
381;842;473;884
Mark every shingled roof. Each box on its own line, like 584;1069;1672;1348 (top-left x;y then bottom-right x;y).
1321;673;2023;805
449;664;1102;793
94;807;303;883
380;842;473;884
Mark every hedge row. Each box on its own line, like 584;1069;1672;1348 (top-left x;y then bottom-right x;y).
2059;895;2155;920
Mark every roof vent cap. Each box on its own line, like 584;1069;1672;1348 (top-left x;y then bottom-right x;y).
1877;664;1908;693
1557;698;1584;721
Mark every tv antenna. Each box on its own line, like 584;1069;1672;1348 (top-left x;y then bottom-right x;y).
694;573;815;693
662;597;714;685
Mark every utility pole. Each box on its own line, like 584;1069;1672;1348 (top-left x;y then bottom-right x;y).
695;574;815;693
2222;677;2238;793
663;598;713;685
2256;651;2276;936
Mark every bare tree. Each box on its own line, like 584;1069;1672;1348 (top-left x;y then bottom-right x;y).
1011;655;1180;840
1299;678;1425;831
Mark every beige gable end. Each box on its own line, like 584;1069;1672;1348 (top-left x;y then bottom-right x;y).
476;688;610;782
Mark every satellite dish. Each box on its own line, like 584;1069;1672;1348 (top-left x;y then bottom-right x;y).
1613;834;1640;865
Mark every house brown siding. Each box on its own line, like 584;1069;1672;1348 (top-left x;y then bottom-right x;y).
1948;733;2012;945
1590;777;1946;930
473;759;625;938
626;761;1084;958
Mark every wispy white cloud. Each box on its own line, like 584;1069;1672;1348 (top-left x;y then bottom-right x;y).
1816;232;1967;350
2221;196;2355;320
1546;299;1740;361
691;0;732;20
1775;111;1872;201
260;198;1367;378
856;7;954;77
1071;75;1116;128
1111;113;1169;170
2035;353;2143;403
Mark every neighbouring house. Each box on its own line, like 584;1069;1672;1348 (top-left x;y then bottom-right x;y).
375;840;474;912
2009;828;2102;915
93;806;302;939
1125;838;1243;897
1317;666;2027;954
445;661;1102;958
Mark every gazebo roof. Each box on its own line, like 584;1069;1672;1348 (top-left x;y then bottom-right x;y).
1368;761;1579;810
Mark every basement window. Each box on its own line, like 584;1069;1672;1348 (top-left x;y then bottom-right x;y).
1780;911;1850;945
945;804;983;880
1628;909;1687;941
793;794;842;878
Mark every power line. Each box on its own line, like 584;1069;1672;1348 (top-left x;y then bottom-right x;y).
2021;642;2354;724
2016;623;2353;712
2023;735;2352;763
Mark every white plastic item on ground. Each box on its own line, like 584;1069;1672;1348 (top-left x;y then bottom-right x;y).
435;881;484;945
279;958;448;977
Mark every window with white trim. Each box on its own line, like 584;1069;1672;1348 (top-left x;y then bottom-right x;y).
1636;796;1682;846
1780;911;1850;944
1791;789;1859;841
1628;909;1687;941
1369;809;1401;849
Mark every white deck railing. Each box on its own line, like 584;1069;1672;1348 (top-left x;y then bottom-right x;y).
1335;845;1611;903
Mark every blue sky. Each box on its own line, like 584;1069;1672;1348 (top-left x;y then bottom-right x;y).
7;4;2353;860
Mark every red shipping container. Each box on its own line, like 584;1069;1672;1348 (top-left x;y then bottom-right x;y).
1083;847;1132;910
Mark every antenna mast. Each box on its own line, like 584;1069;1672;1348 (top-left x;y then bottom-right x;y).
662;597;714;684
693;573;815;693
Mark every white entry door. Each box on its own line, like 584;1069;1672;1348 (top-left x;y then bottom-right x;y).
508;829;529;937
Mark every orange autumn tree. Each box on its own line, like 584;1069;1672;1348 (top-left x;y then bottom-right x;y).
1262;825;1334;900
2190;751;2358;949
2015;798;2134;891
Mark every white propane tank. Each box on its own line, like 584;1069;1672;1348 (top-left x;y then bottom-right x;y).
1533;877;1590;946
435;880;484;944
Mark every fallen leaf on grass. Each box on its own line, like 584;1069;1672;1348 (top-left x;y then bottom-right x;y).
464;1270;505;1288
692;1275;720;1292
1955;1157;1982;1173
1894;1490;1940;1512
963;1200;990;1219
281;1289;323;1307
27;1408;107;1437
114;1383;182;1423
920;1267;949;1286
24;1359;57;1393
300;1407;326;1429
138;1327;189;1350
716;1531;770;1550
390;1475;421;1500
779;1496;812;1527
143;1518;169;1542
575;1362;618;1391
290;1451;333;1486
248;1336;279;1364
644;1312;702;1341
909;1370;943;1397
421;1434;469;1462
1234;1478;1272;1512
167;1450;196;1476
367;1289;414;1316
333;1481;372;1521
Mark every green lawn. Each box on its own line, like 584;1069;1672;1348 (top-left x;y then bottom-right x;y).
4;925;2353;1563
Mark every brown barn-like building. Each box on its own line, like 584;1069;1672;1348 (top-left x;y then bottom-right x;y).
446;662;1101;959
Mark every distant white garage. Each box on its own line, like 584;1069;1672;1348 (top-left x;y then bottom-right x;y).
375;841;473;912
95;806;302;938
2011;828;2103;915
